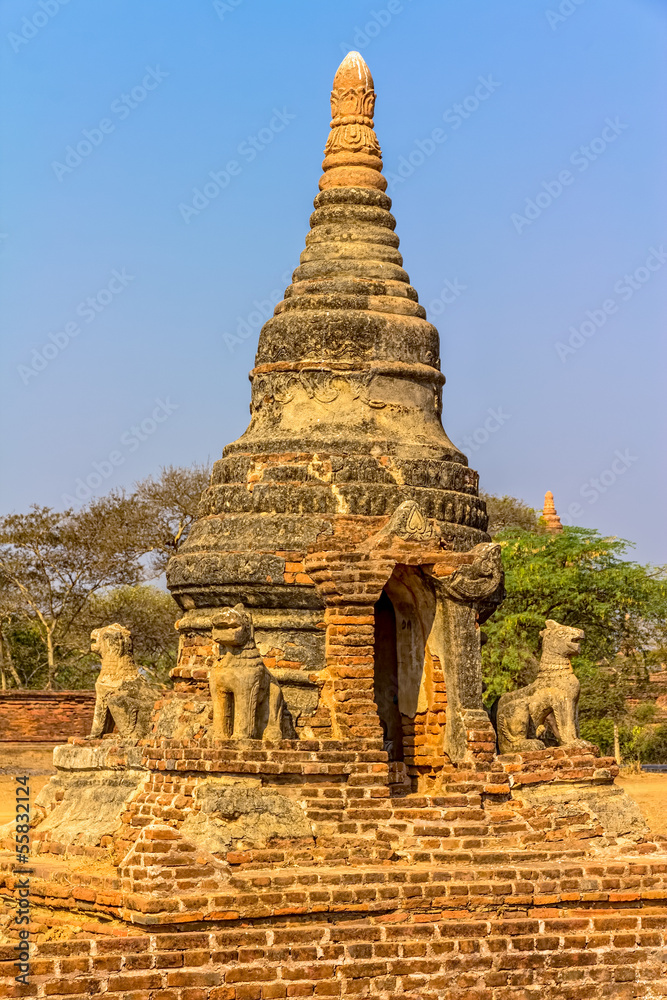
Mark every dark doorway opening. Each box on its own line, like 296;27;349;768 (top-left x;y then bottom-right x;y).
373;589;404;761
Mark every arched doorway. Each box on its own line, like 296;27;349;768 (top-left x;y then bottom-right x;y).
373;589;403;761
373;566;447;783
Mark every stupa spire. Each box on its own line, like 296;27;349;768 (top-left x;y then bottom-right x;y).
207;51;486;529
168;52;490;620
238;51;465;464
542;491;563;534
320;51;385;191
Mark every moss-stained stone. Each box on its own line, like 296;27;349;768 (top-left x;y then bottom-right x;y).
180;778;314;853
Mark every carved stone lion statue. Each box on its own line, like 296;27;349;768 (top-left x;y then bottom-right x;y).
493;619;592;755
209;605;290;740
89;624;159;743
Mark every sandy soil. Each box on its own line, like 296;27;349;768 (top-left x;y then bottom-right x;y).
617;773;667;839
0;743;58;826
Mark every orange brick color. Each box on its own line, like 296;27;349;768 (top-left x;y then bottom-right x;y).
1;907;666;999
0;691;95;742
2;739;667;998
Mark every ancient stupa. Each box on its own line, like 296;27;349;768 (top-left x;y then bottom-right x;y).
167;50;499;769
1;53;664;1000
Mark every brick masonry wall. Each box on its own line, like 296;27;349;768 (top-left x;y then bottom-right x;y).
2;741;665;996
402;647;447;780
1;907;666;998
0;691;95;741
19;740;629;869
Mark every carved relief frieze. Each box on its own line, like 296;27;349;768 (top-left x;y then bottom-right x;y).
325;123;381;158
251;369;387;411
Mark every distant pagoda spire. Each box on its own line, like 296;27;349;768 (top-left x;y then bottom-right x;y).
542;491;563;534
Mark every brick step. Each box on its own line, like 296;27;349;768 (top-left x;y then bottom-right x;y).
391;797;481;813
216;855;667;885
467;847;589;864
390;807;487;823
438;783;487;796
427;793;486;804
406;823;490;838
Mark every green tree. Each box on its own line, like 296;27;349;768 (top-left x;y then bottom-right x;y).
132;463;211;574
0;616;49;689
0;581;30;688
482;527;667;718
576;654;650;762
0;463;209;688
637;724;667;763
480;492;539;537
69;584;179;687
0;497;146;688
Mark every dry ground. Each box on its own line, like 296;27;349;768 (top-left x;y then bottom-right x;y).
0;743;665;837
617;772;667;838
0;743;57;826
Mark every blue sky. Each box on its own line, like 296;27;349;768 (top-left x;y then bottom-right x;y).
1;0;665;563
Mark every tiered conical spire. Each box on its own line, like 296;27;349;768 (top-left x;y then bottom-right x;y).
542;491;563;534
232;51;469;469
168;53;488;615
